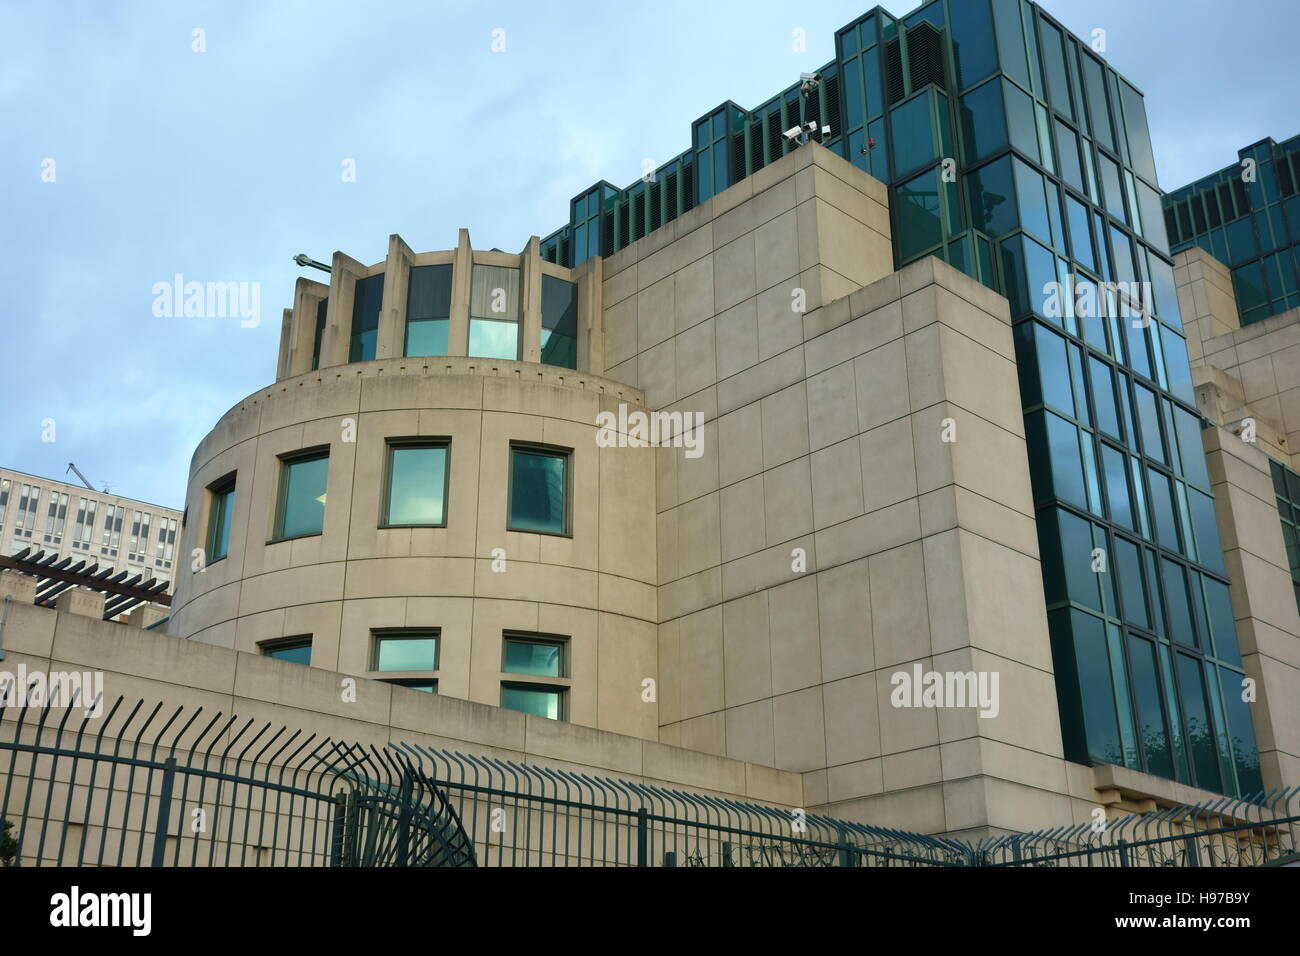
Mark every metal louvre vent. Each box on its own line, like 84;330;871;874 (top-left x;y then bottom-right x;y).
884;37;905;104
649;181;662;232
749;119;765;172
665;171;679;220
617;199;630;248
600;207;614;257
907;22;946;93
766;111;783;163
822;74;841;138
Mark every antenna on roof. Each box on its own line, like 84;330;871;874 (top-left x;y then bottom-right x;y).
66;462;106;493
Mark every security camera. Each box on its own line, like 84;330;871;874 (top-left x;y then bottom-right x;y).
800;71;822;85
784;125;803;142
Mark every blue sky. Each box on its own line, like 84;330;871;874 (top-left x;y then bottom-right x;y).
1;0;1296;509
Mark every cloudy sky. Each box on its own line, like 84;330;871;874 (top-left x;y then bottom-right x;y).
1;0;1296;509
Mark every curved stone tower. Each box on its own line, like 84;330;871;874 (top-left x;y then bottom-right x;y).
169;230;659;739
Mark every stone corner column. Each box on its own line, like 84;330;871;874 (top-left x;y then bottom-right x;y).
520;235;542;363
448;229;473;356
321;251;368;368
377;233;415;360
575;255;604;375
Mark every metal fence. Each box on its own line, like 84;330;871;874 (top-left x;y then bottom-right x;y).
1;692;1296;867
970;788;1300;867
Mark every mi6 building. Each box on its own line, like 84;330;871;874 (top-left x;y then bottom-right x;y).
159;1;1299;840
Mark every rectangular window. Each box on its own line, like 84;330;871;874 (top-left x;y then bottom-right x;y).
274;450;329;540
206;475;236;562
373;630;440;672
508;445;570;535
383;442;448;527
384;678;438;693
503;635;566;677
469;265;521;360
261;636;312;666
311;298;327;370
1038;19;1074;121
349;273;385;362
501;682;566;720
405;264;453;357
540;275;578;369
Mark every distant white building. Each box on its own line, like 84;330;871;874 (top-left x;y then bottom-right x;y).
0;466;182;591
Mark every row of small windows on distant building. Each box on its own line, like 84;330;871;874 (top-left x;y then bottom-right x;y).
0;478;177;570
203;440;570;562
260;630;569;720
312;265;579;371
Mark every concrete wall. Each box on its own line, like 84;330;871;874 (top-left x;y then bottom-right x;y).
1177;245;1300;792
0;595;804;865
1178;247;1300;467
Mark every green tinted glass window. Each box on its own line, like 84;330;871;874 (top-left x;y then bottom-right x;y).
263;637;311;666
405;264;452;357
1072;611;1123;763
1118;81;1157;184
1217;666;1262;792
374;633;438;672
349;274;384;363
1055;120;1084;195
206;479;235;562
1079;54;1114;151
960;79;1006;163
1004;80;1039;164
1014;158;1052;246
541;275;578;369
1098;153;1126;223
890;93;936;176
469;265;521;359
967;156;1017;238
275;452;328;540
1129;634;1174;778
991;0;1028;88
503;637;564;677
1176;654;1222;792
897;167;945;260
1112;536;1146;627
948;0;996;89
1000;233;1057;319
385;444;447;526
383;679;436;693
501;683;564;720
509;447;569;535
311;299;327;370
1039;19;1074;120
1065;195;1095;272
1102;444;1133;531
